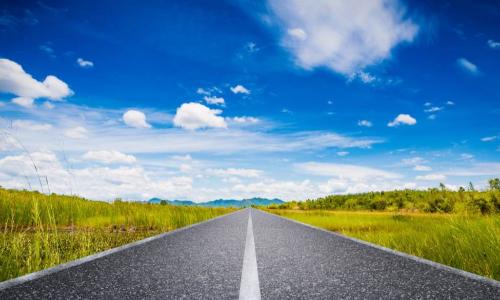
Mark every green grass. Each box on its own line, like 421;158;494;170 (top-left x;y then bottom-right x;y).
266;209;500;280
0;188;235;282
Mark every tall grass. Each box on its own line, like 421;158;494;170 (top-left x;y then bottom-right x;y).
267;209;500;280
0;188;234;282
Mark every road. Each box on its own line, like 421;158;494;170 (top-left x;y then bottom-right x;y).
1;208;499;299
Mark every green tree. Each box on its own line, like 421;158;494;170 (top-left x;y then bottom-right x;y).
488;178;500;190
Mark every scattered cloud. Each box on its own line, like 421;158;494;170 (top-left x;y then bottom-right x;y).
123;110;151;128
173;102;227;130
245;42;260;53
207;168;262;178
83;150;137;164
415;173;446;181
230;84;250;94
446;100;455;106
267;0;418;75
229;116;259;124
487;39;500;49
424;106;443;113
11;97;34;108
0;58;73;106
64;126;88;139
336;151;349;156
12;120;52;131
357;120;373;127
204;95;225;106
296;162;401;180
414;165;431;171
460;153;474;160
457;57;479;75
77;58;94;68
481;136;497;142
39;44;55;57
424;102;432;107
428;114;436;120
387;114;416;127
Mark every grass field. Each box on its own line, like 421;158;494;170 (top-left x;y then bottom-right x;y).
0;188;234;282
266;209;500;280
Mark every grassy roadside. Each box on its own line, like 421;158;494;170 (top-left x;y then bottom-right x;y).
264;209;500;280
0;188;235;282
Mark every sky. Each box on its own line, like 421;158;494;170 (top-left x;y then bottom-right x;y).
0;0;499;202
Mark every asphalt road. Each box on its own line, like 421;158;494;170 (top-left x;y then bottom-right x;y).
1;208;499;299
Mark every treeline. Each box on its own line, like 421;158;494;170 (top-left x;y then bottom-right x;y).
269;178;500;214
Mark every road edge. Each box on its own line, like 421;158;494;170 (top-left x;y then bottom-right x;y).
257;209;500;288
0;209;244;291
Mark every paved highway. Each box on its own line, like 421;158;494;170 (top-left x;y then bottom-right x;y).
1;208;499;299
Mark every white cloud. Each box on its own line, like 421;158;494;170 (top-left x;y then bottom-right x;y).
460;153;474;160
336;151;349;157
196;88;210;95
352;71;376;84
416;173;446;181
230;84;250;94
11;97;34;108
424;102;432;107
77;58;94;68
424;106;443;113
387;114;416;127
267;0;418;75
287;28;307;40
173;102;227;130
207;168;262;178
204;95;225;106
446;100;455;106
43;101;55;109
487;39;500;49
428;114;436;120
64;126;88;139
481;136;497;142
357;120;373;127
413;165;431;171
230;116;259;124
0;59;73;106
296;162;401;180
123;110;151;129
457;57;479;74
83;150;136;164
401;157;425;165
12;120;52;131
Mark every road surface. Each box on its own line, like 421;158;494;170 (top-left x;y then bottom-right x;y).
1;208;499;299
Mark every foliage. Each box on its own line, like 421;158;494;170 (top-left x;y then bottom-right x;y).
268;179;500;215
266;209;500;280
0;187;234;282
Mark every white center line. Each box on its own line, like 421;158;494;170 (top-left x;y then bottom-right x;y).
239;209;261;300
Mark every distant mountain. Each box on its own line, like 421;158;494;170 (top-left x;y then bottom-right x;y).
147;197;284;207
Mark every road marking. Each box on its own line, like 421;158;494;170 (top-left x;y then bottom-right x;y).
239;209;261;300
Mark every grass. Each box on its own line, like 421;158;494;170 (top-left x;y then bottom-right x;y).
265;209;500;280
0;188;235;282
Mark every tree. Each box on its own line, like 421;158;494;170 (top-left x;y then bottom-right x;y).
488;178;500;190
160;200;168;205
468;182;475;191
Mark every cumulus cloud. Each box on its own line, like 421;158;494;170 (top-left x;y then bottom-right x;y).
457;58;479;75
11;97;34;108
64;126;88;139
267;0;418;75
123;110;151;128
0;59;73;106
77;58;94;68
387;114;416;127
83;150;136;164
446;100;455;106
173;102;227;130
204;95;225;106
357;120;373;127
230;84;250;94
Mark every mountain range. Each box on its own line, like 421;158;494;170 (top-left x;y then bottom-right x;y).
147;197;284;207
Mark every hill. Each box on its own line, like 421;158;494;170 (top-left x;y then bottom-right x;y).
148;197;284;207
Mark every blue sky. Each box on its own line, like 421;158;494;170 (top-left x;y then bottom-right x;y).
0;0;499;201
